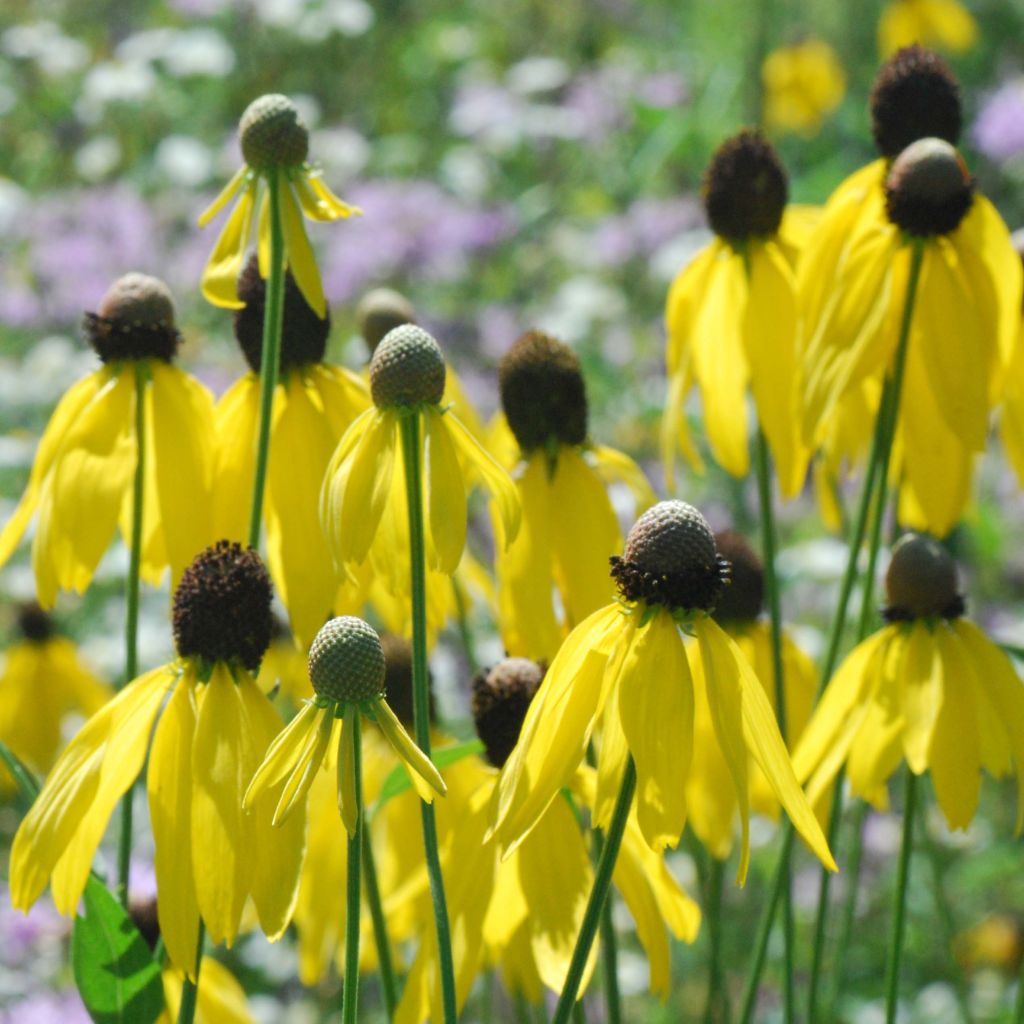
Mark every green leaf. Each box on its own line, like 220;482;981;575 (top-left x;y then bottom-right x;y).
0;740;40;811
373;738;484;811
72;876;165;1024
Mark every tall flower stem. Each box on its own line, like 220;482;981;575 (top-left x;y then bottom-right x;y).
593;828;622;1024
247;167;286;549
740;241;926;1018
176;921;205;1024
825;801;868;1020
552;757;637;1024
399;411;457;1024
342;713;364;1024
362;825;398;1021
703;855;728;1024
752;427;794;1024
884;770;918;1023
117;361;147;907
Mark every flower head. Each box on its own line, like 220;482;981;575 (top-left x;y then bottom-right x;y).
878;0;977;58
662;131;809;497
356;287;417;357
762;38;846;136
10;543;305;978
198;94;359;316
794;534;1024;832
492;500;835;882
245;616;445;836
0;273;215;605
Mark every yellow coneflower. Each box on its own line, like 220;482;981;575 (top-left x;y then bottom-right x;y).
762;38;846;136
198;94;359;316
0;603;110;791
878;0;977;57
495;329;655;659
9;543;305;978
0;274;215;605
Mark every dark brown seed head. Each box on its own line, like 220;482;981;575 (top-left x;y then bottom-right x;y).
357;288;417;358
16;602;55;644
884;137;974;237
471;657;544;769
702;130;788;244
83;273;181;363
498;329;588;453
379;633;435;728
308;616;386;704
172;541;273;672
369;324;446;408
712;531;764;623
884;532;963;621
239;94;309;171
611;501;731;612
233;253;330;373
128;897;161;951
870;45;962;159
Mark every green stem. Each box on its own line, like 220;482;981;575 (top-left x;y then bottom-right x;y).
884;770;918;1024
399;411;458;1024
362;823;398;1021
703;855;729;1024
247;167;286;549
117;361;147;907
1015;957;1024;1024
594;828;622;1024
342;714;363;1024
752;427;794;1024
552;757;637;1024
825;800;868;1022
176;921;205;1024
571;1001;587;1024
451;577;479;675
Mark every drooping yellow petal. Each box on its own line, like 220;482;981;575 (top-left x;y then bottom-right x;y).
898;622;944;774
617;612;693;850
306;173;362;221
242;701;322;812
660;349;703;492
926;623;981;829
338;705;359;836
148;671;201;977
191;663;251;946
309;363;370;436
425;405;467;574
257;190;270;278
589;443;657;513
845;647;905;807
212;375;259;542
201;181;257;310
444;410;521;546
593;677;630;831
492;603;624;853
197;166;248;227
371;697;446;802
280;181;326;317
665;244;719;376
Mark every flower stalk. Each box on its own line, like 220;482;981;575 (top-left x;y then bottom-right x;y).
342;711;363;1024
362;824;397;1021
884;770;918;1023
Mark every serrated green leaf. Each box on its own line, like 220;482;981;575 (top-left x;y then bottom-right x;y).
72;876;165;1024
373;738;484;811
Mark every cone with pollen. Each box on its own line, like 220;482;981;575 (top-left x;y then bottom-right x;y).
662;130;809;497
246;616;445;836
10;542;306;978
492;499;835;882
794;533;1024;833
494;328;655;660
0;272;215;606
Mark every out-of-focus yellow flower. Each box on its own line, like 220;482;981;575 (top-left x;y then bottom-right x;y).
0;274;215;606
794;535;1024;831
663;132;811;499
763;38;846;136
494;330;655;660
879;0;977;57
0;604;110;791
159;956;255;1024
198;94;359;316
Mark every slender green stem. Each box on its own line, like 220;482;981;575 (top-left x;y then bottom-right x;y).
343;714;363;1024
825;800;868;1022
552;757;637;1024
1015;958;1024;1024
176;921;205;1024
399;412;457;1024
884;770;918;1023
593;828;622;1024
703;855;728;1024
117;361;147;907
451;577;479;675
571;1001;587;1024
362;823;398;1021
752;427;794;1024
247;167;286;549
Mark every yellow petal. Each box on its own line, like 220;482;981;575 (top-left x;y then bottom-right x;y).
201;182;256;310
425;406;467;574
307;173;362;221
280;181;326;317
589;443;657;513
257;190;270;279
243;701;322;811
338;705;359;836
845;648;904;805
212;375;259;543
593;678;630;831
148;672;201;977
371;697;446;802
898;623;943;773
309;363;370;436
617;612;692;850
197;166;248;227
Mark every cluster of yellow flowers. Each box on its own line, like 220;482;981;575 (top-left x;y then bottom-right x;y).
2;24;1024;1023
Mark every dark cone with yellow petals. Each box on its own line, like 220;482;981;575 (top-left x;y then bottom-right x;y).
885;137;974;237
357;288;416;357
369;324;446;408
84;272;181;363
703;130;788;243
309;615;386;704
239;94;309;170
884;532;964;621
472;657;544;769
172;540;273;672
712;531;764;623
611;500;731;612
